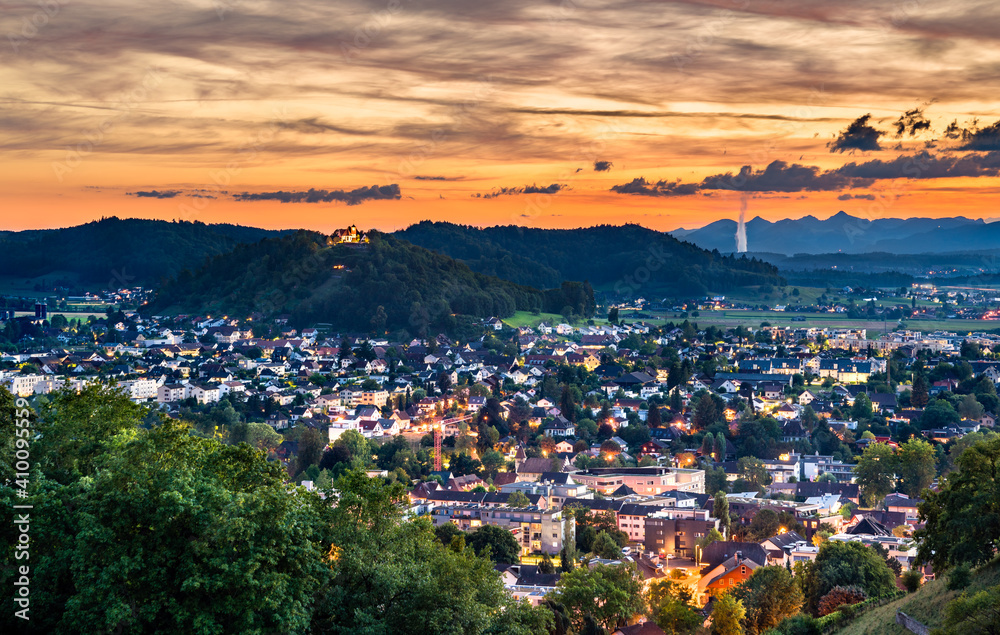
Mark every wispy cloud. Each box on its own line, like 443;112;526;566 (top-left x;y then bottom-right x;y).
231;184;401;205
471;183;565;198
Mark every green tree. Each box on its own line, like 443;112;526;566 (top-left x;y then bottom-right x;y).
901;569;922;593
697;527;725;550
506;490;531;508
18;418;334;634
647;404;662;428
702;434;715;457
935;585;1000;635
694;394;719;429
316;471;551;634
714;432;727;462
706;466;730;497
738;457;771;489
245;421;283;451
370;304;388;334
549;563;646;632
647;579;701;635
920;399;961;430
577;525;599;554
733;566;803;635
958;393;985;421
915;435;1000;571
539;553;556;574
747;509;781;542
480;449;505;480
31;383;150;484
851;393;873;421
714;491;731;538
800;541;897;615
435;522;465;546
333;429;370;462
853;442;896;507
467;524;522;564
911;371;930;408
711;593;746;635
592;531;622;559
298;426;328;471
895;438;936;498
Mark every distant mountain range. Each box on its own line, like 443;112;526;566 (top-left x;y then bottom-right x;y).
671;212;1000;255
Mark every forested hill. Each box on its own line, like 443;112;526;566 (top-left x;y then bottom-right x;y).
0;217;285;285
149;231;596;334
394;221;783;296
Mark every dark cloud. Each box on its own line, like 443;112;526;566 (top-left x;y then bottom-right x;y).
609;177;700;197
613;149;1000;198
702;162;858;192
837;193;876;200
828;114;886;153
232;184;401;205
594;161;613;171
894;108;932;137
472;183;565;198
413;175;457;181
834;150;1000;180
129;190;180;198
945;119;1000;151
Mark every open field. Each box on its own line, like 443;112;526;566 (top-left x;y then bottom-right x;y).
832;558;1000;635
13;311;106;321
718;285;944;309
620;308;1000;334
502;311;584;329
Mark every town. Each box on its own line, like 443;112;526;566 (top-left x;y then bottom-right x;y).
3;277;999;633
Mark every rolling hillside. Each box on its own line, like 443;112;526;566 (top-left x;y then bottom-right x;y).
395;221;782;296
0;217;286;286
149;231;595;334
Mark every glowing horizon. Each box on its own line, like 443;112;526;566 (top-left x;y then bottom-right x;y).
3;0;1000;233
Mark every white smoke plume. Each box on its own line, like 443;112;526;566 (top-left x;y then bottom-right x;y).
736;192;748;253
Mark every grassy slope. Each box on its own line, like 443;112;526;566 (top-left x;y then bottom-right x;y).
502;311;616;329
833;559;1000;635
502;311;565;329
617;305;1000;334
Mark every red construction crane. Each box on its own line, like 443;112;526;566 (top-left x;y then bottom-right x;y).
433;423;443;472
432;414;474;472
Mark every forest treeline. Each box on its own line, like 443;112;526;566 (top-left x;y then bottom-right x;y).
150;231;596;335
396;221;783;296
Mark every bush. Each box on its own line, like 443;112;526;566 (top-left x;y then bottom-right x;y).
901;569;922;593
947;563;972;591
817;586;867;617
771;613;821;635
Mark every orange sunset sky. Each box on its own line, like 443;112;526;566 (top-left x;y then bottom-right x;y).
2;0;1000;233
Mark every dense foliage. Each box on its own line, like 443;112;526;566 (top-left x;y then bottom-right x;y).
0;387;552;634
796;541;897;616
151;231;592;334
916;435;1000;571
0;217;282;285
